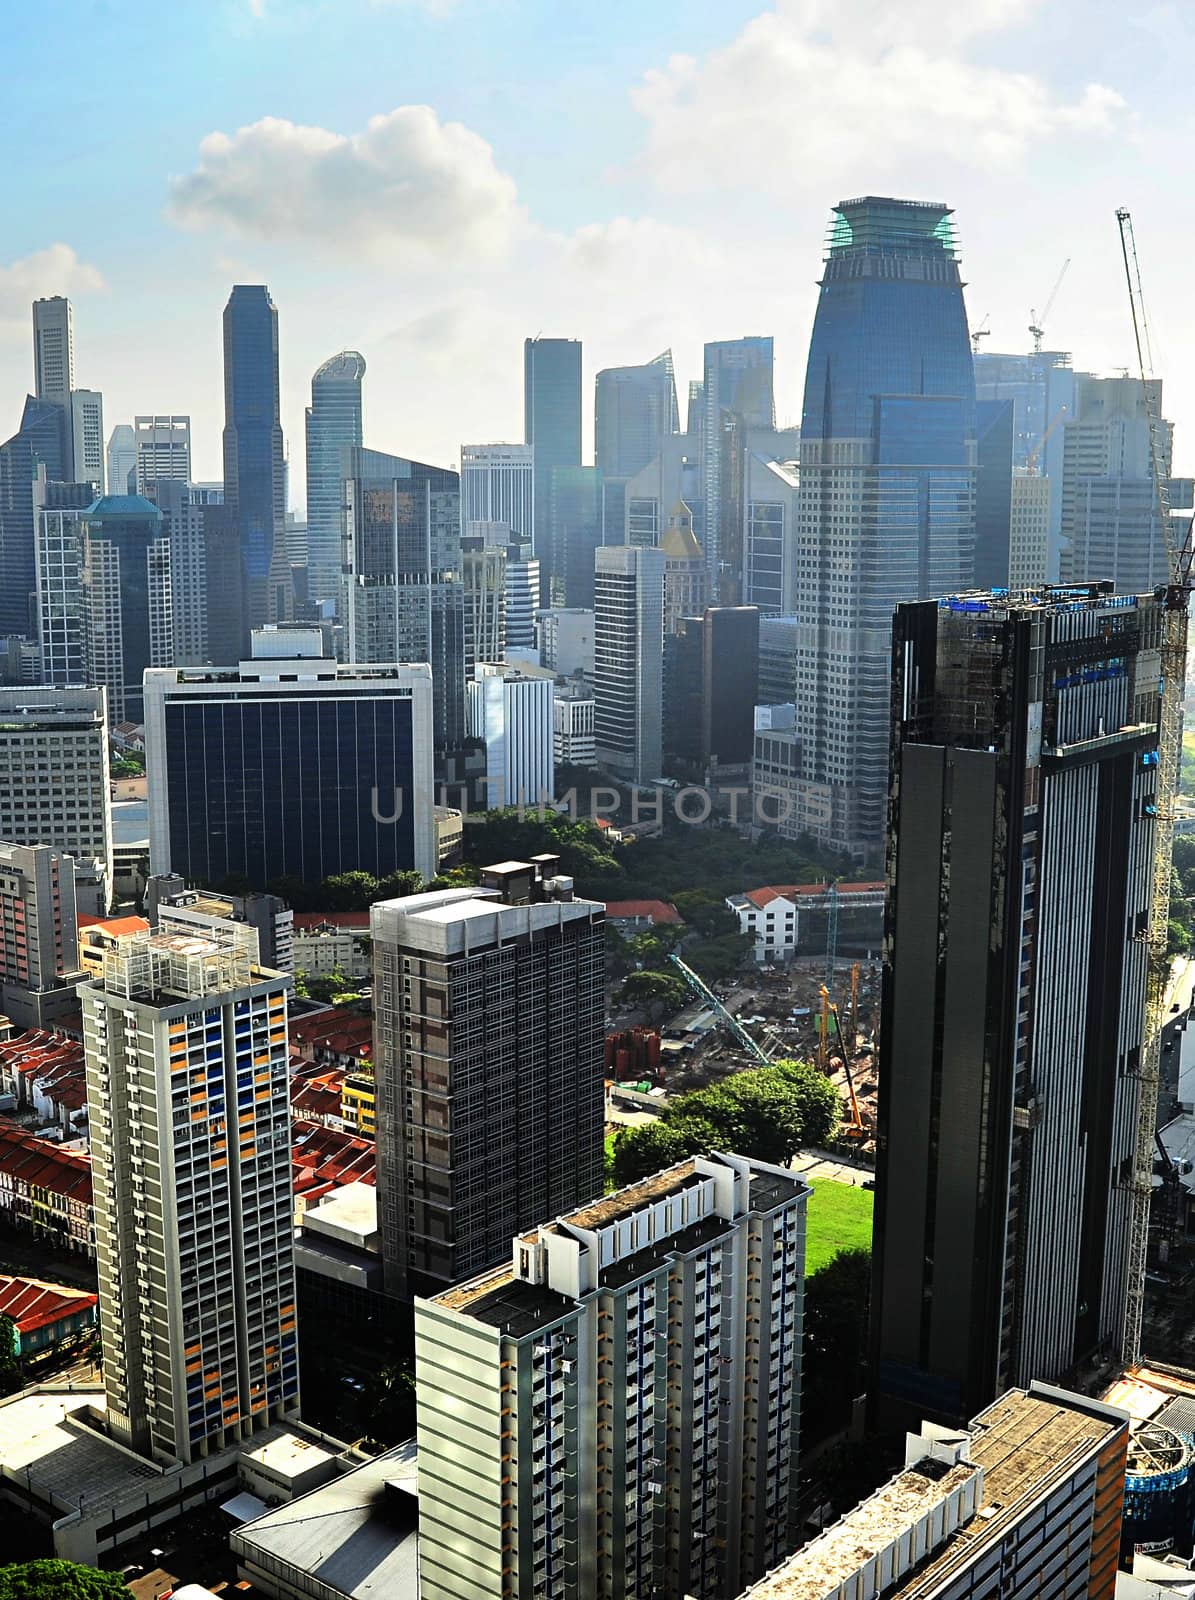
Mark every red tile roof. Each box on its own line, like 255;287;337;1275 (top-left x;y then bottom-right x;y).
77;915;151;936
740;882;884;909
0;1125;92;1205
0;1031;87;1110
291;1118;376;1204
604;900;682;925
0;1275;96;1336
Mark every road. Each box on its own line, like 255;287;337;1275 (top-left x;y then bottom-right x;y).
790;1147;874;1186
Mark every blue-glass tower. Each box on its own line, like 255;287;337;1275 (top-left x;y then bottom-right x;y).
222;286;288;646
304;351;365;615
792;196;976;859
0;396;68;637
524;336;581;601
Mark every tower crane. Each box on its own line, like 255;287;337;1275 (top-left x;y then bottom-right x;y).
970;313;991;357
1025;405;1070;475
1028;258;1071;354
1117;207;1194;1366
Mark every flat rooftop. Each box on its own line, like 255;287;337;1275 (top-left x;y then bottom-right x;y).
0;1387;160;1518
232;1439;419;1600
240;1429;338;1481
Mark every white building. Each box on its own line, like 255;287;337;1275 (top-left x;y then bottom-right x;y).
594;544;664;786
134;414;191;494
33;296;74;409
726;880;885;964
1009;469;1052;589
460;443;534;541
415;1153;809;1600
535;606;594;677
105;424;137;498
83;928;299;1465
69;390;106;491
0;686;112;913
553;681;596;768
291;914;372;981
466;662;555;809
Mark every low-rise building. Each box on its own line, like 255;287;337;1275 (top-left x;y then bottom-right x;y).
726;881;885;964
77;914;151;977
340;1071;375;1137
604;899;683;937
291;913;371;982
0;1276;97;1357
0;1127;93;1256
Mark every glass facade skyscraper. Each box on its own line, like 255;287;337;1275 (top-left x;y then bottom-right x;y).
702;336;774;594
594;349;679;481
793;196;976;859
304;351;365;614
524;336;581;599
0;395;69;637
223;286;288;644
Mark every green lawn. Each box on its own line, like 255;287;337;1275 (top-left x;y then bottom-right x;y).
805;1178;874;1275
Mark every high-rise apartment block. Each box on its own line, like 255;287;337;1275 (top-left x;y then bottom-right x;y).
145;628;436;891
134;415;191;494
33;296;75;409
873;586;1163;1428
415;1153;808;1600
593;543;664;786
0;842;82;1028
461;443;534;541
794;196;976;859
83;928;299;1464
149;873;294;972
466;661;554;809
223;285;289;641
525;337;582;588
372;859;605;1300
739;1384;1127;1600
0;686;112;913
304;352;365;613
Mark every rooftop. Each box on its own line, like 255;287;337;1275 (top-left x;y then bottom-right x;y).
0;1275;96;1336
604;900;682;924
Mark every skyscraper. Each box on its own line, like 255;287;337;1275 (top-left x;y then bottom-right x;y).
32;296;75;409
593;543;664;785
466;661;554;809
69;390;105;490
153;479;215;667
223;286;288;642
81;493;174;723
34;467;96;685
975;347;1076;578
460;442;534;540
595;350;679;481
794;196;977;859
872;586;1162;1428
372;858;604;1300
0;396;69;637
1060;374;1172;593
703;336;774;587
106;423;137;498
743;440;799;615
304;352;365;613
549;463;604;609
524;336;582;591
83;926;298;1464
460;535;506;672
341;446;465;754
974;398;1016;589
134;414;192;495
145;629;436;891
415;1153;809;1600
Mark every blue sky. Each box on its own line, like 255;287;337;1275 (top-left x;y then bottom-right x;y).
3;0;1193;499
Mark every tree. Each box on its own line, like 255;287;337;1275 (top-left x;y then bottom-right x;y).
320;871;380;912
359;1361;416;1450
800;1247;871;1443
611;1118;718;1187
0;1312;19;1397
1169;918;1192;957
684;931;753;984
0;1561;129;1600
373;870;423;903
618;970;688;1020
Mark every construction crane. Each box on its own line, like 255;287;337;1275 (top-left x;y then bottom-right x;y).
1025;404;1070;475
667;953;773;1066
820;986;866;1140
970;313;991;357
1117;206;1194;1366
1028;258;1071;353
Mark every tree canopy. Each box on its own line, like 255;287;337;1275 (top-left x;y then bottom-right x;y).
0;1561;130;1600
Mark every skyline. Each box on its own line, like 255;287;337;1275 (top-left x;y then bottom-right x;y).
3;0;1191;501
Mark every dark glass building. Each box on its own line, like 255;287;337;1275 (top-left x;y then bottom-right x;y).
793;196;977;860
549;464;605;610
594;350;678;481
0;396;68;637
304;351;365;614
663;606;760;776
223;286;288;643
872;586;1162;1428
702;337;775;592
524;337;581;599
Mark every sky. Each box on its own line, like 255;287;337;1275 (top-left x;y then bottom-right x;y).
3;0;1193;509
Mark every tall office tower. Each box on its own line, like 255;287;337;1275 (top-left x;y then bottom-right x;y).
703;336;774;586
0;842;81;1029
525;336;582;592
595;350;679;481
153;479;211;667
1009;468;1052;587
663;616;704;769
460;443;534;540
975;347;1076;578
744;444;798;615
872;587;1163;1429
466;661;554;808
795;196;976;860
737;1385;1128;1600
504;540;540;650
757;615;799;707
461;535;506;673
549;464;604;608
0;686;113;913
535;606;594;678
664;606;760;777
106;424;137;498
223;285;289;641
81;493;174;724
33;296;75;409
341;446;465;755
145;629;436;890
0;396;69;637
974;398;1016;590
661;501;708;634
34;469;96;684
415;1153;808;1600
134;415;191;495
200;501;244;667
83;927;298;1465
1060;374;1172;593
373;858;604;1300
594;544;665;785
625;433;705;549
69;390;105;490
304;352;365;613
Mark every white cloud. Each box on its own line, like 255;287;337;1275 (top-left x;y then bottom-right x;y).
168;106;522;260
0;245;105;340
632;0;1127;191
